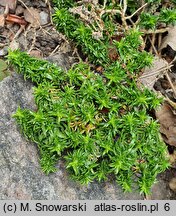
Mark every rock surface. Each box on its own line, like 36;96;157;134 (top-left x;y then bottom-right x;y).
150;169;176;200
0;72;143;200
40;11;49;25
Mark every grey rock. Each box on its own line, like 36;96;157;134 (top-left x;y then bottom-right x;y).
0;46;8;56
0;6;5;14
46;53;73;70
150;179;173;200
39;11;49;25
0;72;143;200
15;5;24;16
151;170;176;200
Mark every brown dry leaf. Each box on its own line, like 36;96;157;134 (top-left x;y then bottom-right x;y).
0;15;5;27
138;57;168;90
156;102;176;147
169;178;176;192
24;8;40;28
159;26;176;52
165;96;176;111
6;14;27;25
169;150;176;168
0;0;16;11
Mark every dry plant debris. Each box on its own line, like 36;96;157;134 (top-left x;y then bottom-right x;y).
0;0;17;11
156;102;176;147
139;57;168;91
0;14;5;27
159;25;176;53
6;14;27;25
0;0;66;59
169;150;176;168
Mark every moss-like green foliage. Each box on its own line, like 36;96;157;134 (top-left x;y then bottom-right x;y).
159;8;176;25
53;9;109;65
8;49;169;195
8;0;175;194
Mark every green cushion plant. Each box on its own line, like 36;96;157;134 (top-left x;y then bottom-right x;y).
8;0;176;194
8;48;168;195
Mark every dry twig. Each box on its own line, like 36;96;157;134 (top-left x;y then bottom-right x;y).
125;3;148;20
45;0;53;25
14;25;25;39
141;27;170;34
148;34;159;55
